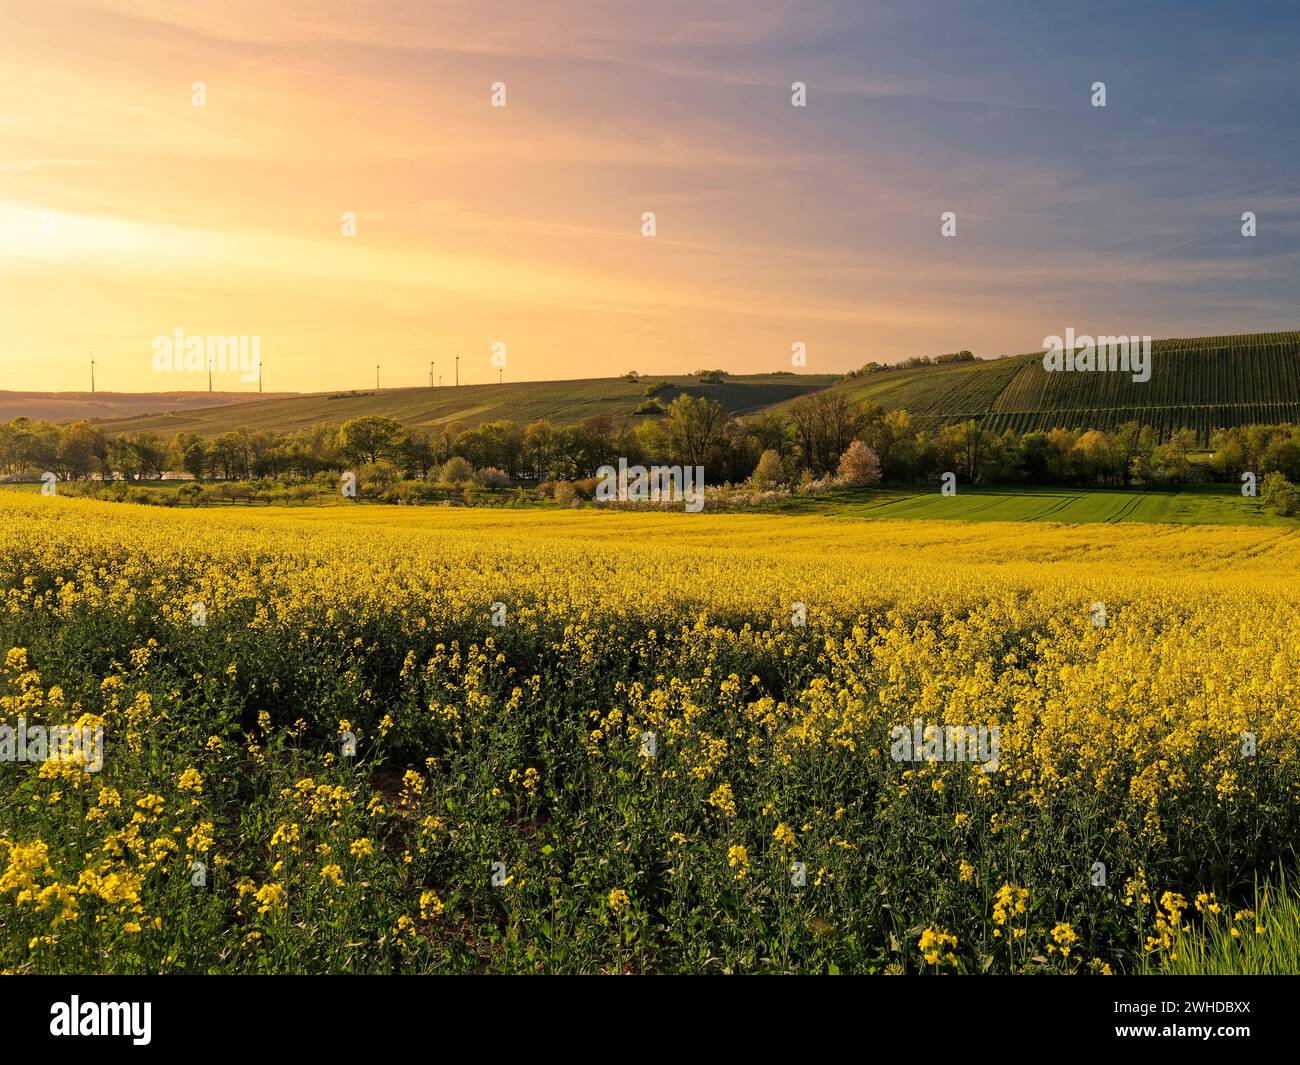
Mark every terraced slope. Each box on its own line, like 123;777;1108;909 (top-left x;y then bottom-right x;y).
802;331;1300;440
832;354;1033;422
983;333;1300;438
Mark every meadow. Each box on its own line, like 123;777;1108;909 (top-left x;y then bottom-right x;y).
772;484;1284;525
1;494;1297;973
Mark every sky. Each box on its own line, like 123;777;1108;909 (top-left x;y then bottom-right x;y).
2;0;1299;393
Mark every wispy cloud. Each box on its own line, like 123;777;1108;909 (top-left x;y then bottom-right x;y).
2;0;1298;391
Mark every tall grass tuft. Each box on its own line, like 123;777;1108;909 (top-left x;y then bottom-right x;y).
1148;875;1300;974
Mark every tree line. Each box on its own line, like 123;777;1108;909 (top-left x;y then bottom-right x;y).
2;391;1299;488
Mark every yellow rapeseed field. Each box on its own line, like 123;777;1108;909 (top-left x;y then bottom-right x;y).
0;492;1297;972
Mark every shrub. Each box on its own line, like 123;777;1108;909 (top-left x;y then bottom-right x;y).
1262;472;1300;517
358;460;402;496
393;481;435;505
437;457;474;485
750;449;785;489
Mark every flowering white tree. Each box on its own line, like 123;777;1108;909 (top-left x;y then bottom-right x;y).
835;440;882;487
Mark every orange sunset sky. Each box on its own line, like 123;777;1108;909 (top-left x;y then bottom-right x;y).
2;1;1297;393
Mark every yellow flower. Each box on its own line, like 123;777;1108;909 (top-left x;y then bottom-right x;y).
419;890;444;920
1049;922;1078;959
993;883;1028;927
135;794;165;818
708;783;738;818
607;888;630;912
34;883;78;926
918;927;958;968
393;914;416;944
186;822;214;855
0;840;54;901
253;883;286;915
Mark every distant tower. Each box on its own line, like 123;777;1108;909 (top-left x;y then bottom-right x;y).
376;363;380;390
208;355;213;393
90;356;96;394
258;359;263;394
455;355;459;387
498;368;503;385
429;360;435;388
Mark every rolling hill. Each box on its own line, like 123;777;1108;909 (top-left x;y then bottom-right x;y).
10;331;1300;441
92;374;840;437
0;390;295;423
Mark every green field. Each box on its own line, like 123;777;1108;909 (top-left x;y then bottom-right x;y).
5;480;1286;527
775;483;1287;526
